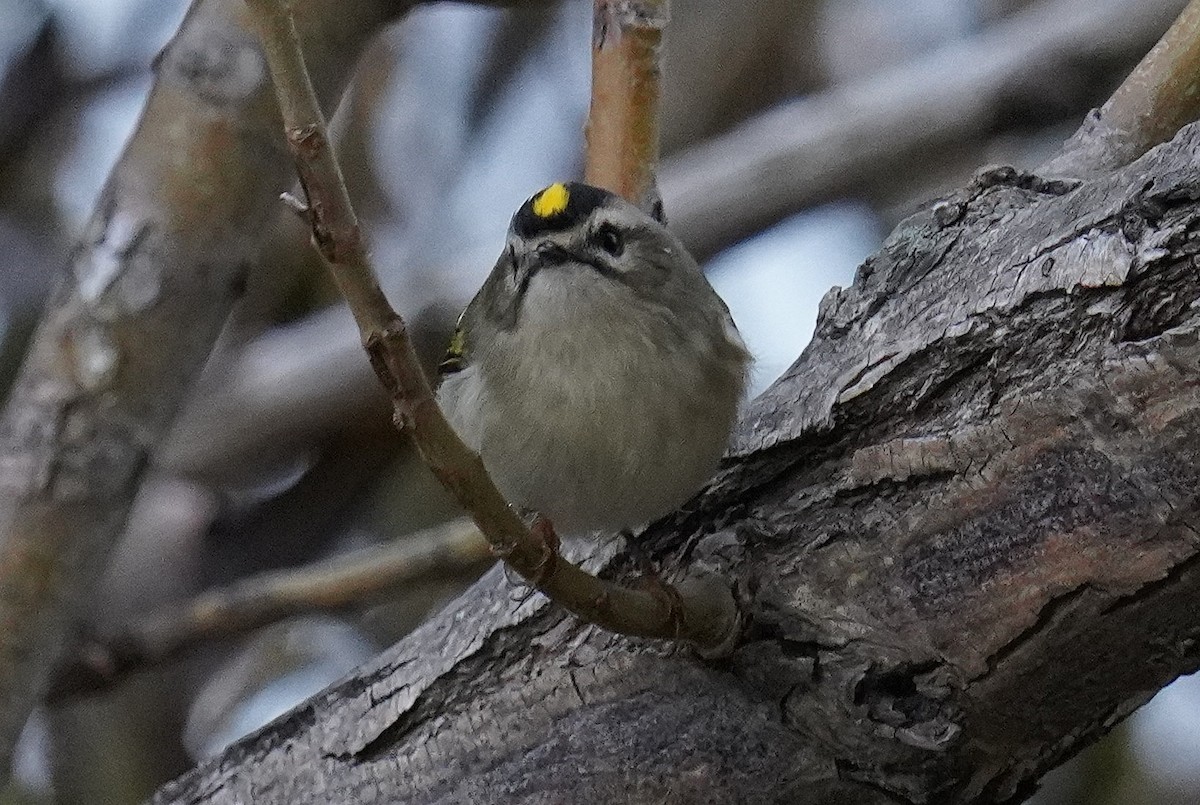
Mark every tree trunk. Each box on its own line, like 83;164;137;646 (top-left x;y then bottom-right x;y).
152;118;1200;804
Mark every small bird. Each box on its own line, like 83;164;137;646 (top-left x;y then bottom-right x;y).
436;182;750;537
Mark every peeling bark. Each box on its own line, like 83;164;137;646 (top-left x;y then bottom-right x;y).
152;109;1200;805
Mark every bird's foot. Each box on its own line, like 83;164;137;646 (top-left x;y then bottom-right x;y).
622;530;685;636
503;513;560;603
530;513;560;586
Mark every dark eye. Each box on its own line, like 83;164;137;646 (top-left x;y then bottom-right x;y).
593;223;624;257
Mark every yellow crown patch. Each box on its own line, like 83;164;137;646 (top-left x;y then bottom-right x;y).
532;183;570;218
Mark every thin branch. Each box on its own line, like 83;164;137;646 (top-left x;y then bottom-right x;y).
1103;0;1200;143
45;520;491;702
243;0;741;651
50;522;489;702
584;0;667;211
1043;0;1200;176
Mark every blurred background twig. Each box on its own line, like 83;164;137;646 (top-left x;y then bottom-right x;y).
45;519;490;703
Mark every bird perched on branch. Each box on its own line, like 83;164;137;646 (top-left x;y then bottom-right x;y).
436;182;750;537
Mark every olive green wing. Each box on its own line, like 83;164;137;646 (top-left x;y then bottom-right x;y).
437;316;468;376
437;291;484;377
439;246;515;378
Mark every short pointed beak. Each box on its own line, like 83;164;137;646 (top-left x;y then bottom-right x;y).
534;242;572;265
513;244;560;296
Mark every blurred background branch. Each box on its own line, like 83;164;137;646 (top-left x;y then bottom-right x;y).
45;519;489;703
663;0;1186;256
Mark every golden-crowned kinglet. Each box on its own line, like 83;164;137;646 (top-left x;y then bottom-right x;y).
436;182;750;535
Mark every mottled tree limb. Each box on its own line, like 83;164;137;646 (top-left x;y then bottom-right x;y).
45;519;490;703
154;112;1200;805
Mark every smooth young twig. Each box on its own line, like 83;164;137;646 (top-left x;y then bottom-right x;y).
46;521;491;702
1044;0;1200;176
243;0;741;652
1104;0;1200;139
585;0;667;213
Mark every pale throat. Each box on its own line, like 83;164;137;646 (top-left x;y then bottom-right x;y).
500;269;660;377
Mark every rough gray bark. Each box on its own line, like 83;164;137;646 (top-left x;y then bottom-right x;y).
151;113;1200;805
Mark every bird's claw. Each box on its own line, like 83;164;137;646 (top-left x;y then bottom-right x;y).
530;514;560;586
